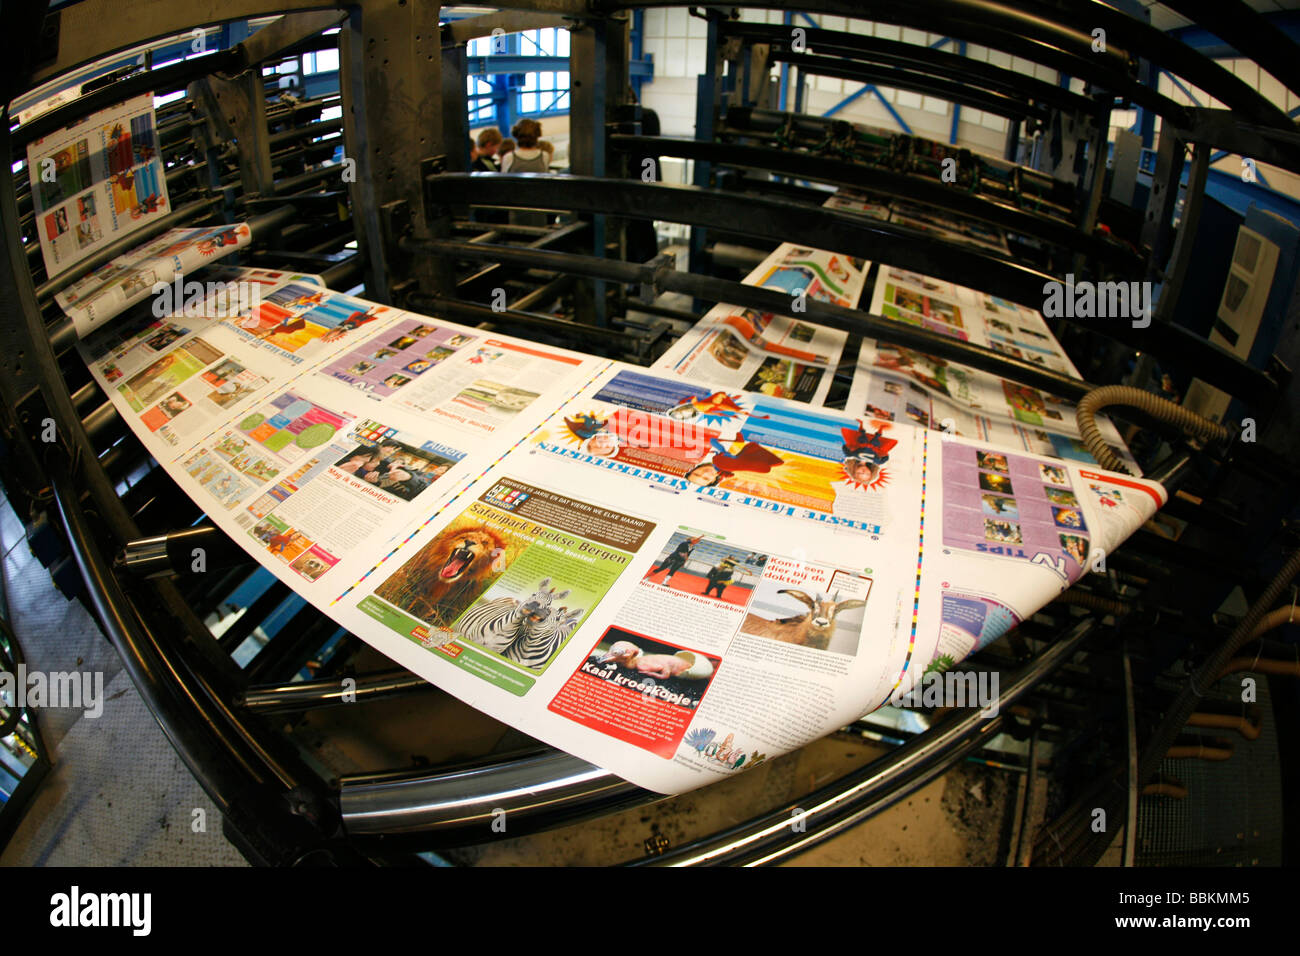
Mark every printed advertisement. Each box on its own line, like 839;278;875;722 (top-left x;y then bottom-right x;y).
55;223;251;336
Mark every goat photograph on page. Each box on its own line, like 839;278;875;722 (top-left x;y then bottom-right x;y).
741;586;868;653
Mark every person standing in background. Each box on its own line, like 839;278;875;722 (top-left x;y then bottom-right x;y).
472;127;502;171
500;119;550;228
499;120;545;174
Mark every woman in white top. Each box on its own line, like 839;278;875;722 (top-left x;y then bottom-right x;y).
501;118;550;228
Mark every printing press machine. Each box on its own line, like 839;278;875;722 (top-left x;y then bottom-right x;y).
0;0;1298;867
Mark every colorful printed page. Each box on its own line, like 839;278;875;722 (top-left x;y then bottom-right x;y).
77;257;1164;796
77;267;605;604
889;201;1011;256
652;241;869;406
864;264;1081;375
823;188;892;221
330;363;1164;794
55;223;252;337
845;266;1136;470
26;94;171;281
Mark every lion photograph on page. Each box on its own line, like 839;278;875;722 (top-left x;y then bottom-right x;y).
374;514;524;627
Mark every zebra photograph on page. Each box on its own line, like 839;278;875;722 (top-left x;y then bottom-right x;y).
370;479;644;674
455;578;587;671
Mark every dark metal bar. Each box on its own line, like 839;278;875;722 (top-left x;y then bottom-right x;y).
727;20;1100;117
243;609;338;685
241;669;431;714
1176;107;1300;176
425;173;1058;305
217;583;294;654
608;0;1135;93
340;748;654;842
1154;142;1210;326
409;236;1093;399
610;135;1139;269
117;525;249;578
423;176;1279;409
408;292;647;351
509;273;572;312
453;220;590;295
320;254;364;291
1159;0;1300;101
770;50;1047;121
13;51;240;149
444;10;572;45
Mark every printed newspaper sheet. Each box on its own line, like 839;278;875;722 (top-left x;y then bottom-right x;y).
56;223;253;337
847;264;1137;470
25;94;171;282
333;363;1163;793
652;241;869;406
79;259;1164;795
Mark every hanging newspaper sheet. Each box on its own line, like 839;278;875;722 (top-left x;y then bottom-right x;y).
54;223;253;337
847;265;1137;470
652;242;868;406
25;93;171;282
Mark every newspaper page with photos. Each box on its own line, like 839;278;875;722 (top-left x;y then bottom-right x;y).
652;241;869;405
331;364;1164;794
77;266;605;603
55;223;253;337
847;265;1137;470
25;94;171;281
76;254;1164;795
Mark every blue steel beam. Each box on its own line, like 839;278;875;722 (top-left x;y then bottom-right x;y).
1166;11;1300;59
1162;70;1203;108
821;84;871;117
872;87;913;134
1205;105;1300;185
467;54;651;77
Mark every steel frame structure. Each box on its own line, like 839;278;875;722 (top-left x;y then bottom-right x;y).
0;0;1297;867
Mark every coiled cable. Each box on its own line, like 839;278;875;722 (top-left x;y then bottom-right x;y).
1075;384;1231;475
